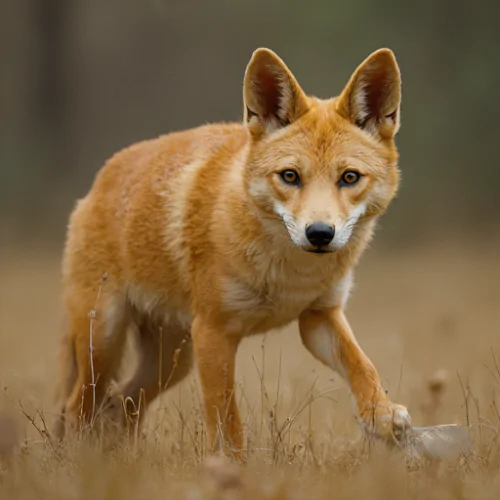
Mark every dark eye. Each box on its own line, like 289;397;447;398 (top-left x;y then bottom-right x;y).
279;170;301;186
339;170;361;186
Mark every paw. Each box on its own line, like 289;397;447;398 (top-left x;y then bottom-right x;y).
388;403;412;446
101;381;128;424
361;399;412;447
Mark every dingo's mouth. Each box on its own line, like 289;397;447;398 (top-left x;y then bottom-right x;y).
307;248;334;254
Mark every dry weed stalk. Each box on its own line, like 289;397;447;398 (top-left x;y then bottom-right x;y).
250;344;337;465
141;334;193;459
86;273;108;428
164;343;184;392
122;388;145;450
158;326;163;397
2;387;62;459
213;363;241;460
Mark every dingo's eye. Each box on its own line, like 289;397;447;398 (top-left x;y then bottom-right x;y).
279;170;300;186
339;171;360;186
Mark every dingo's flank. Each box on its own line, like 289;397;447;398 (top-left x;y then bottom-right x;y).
54;47;410;456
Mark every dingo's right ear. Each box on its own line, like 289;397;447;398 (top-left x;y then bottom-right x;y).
243;48;309;138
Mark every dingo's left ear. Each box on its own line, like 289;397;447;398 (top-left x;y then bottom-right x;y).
337;49;401;139
243;48;309;138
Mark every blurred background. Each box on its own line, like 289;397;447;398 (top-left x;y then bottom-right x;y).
1;0;500;448
2;0;500;247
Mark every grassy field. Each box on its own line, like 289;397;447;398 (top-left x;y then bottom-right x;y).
1;240;500;499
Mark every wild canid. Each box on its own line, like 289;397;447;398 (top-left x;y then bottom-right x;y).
54;47;411;456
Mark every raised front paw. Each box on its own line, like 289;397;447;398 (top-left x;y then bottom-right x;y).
360;398;412;447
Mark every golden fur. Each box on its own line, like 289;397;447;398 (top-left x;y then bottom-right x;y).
54;47;410;457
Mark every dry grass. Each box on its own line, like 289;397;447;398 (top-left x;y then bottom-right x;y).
1;240;500;498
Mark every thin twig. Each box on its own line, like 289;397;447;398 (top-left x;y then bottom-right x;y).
163;343;185;392
457;371;470;428
87;273;108;427
158;326;163;397
491;346;500;383
17;402;61;459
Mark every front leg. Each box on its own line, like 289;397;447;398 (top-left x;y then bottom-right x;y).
299;307;411;446
191;315;243;459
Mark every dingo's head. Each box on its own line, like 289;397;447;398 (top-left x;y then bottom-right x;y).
243;48;401;253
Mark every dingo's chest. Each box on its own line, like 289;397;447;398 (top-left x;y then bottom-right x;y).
220;253;341;335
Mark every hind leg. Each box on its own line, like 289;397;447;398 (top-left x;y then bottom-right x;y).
118;317;193;429
62;292;129;434
53;327;78;440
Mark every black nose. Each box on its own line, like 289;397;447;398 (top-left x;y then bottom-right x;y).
306;222;335;247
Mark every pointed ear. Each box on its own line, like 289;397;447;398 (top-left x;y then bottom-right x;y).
243;48;309;138
336;49;401;140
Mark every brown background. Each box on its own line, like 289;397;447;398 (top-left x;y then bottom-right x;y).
2;0;499;246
